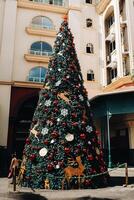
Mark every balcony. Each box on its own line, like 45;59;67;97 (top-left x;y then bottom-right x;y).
96;0;111;14
24;50;52;63
105;23;115;40
120;16;127;28
106;50;117;68
103;75;132;92
26;24;57;37
28;76;45;83
17;0;68;14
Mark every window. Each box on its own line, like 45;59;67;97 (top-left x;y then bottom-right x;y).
107;15;115;28
29;0;63;6
86;18;92;27
109;40;116;53
111;68;117;79
86;0;92;3
87;69;94;81
86;43;94;53
31;16;54;29
28;67;47;83
30;41;52;56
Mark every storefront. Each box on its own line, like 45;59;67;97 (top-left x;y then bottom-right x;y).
90;90;134;166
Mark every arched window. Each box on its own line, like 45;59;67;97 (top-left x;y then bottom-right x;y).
28;67;47;83
29;0;63;6
86;43;94;53
30;41;53;56
86;18;92;27
86;0;92;4
31;16;54;30
87;69;94;81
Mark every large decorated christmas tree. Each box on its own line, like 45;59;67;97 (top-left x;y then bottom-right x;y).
21;17;108;190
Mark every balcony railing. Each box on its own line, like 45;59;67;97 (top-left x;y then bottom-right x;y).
30;23;55;30
28;76;45;83
29;0;65;6
29;49;53;56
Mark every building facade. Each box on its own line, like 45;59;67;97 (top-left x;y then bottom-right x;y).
91;0;134;166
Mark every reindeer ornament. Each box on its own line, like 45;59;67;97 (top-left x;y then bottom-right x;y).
62;156;85;189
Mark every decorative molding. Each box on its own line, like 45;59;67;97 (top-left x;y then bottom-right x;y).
13;81;43;89
17;0;68;14
24;54;51;63
103;76;133;92
0;81;13;86
68;5;81;12
26;27;57;37
96;0;111;14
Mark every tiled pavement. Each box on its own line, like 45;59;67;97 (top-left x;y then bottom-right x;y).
0;168;134;200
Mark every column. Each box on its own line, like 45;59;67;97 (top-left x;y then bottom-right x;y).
113;0;123;77
0;0;17;81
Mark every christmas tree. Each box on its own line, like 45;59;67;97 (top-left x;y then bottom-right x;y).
21;17;109;190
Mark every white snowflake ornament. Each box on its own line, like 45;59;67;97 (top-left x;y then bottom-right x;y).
55;80;61;86
41;128;48;135
45;100;51;107
87;101;90;107
58;68;62;72
61;109;68;116
79;95;84;101
86;125;93;133
56;164;60;169
50;139;55;144
57;33;62;37
57;118;61;122
88;141;91;145
79;75;82;80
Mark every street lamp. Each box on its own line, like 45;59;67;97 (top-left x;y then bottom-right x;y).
107;110;112;168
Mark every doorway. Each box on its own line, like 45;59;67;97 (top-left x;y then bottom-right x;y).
13;96;38;159
111;128;129;164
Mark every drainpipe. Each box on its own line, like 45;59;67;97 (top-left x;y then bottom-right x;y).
107;110;112;168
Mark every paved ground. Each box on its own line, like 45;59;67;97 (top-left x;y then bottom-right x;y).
0;168;134;200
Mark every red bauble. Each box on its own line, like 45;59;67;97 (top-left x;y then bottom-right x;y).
53;100;58;106
48;154;53;160
84;179;91;186
51;77;55;81
80;133;86;140
64;147;71;154
26;138;30;144
62;122;67;126
77;144;81;149
47;164;54;171
96;130;100;135
44;140;49;145
54;108;58;112
72;122;78;126
51;131;59;138
29;154;36;161
81;121;86;125
72;113;77;118
88;155;94;161
44;93;48;98
83;148;87;153
44;108;48;112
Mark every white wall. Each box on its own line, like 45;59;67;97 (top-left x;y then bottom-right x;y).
0;85;11;146
0;0;17;81
69;0;101;98
0;0;5;53
12;8;64;81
